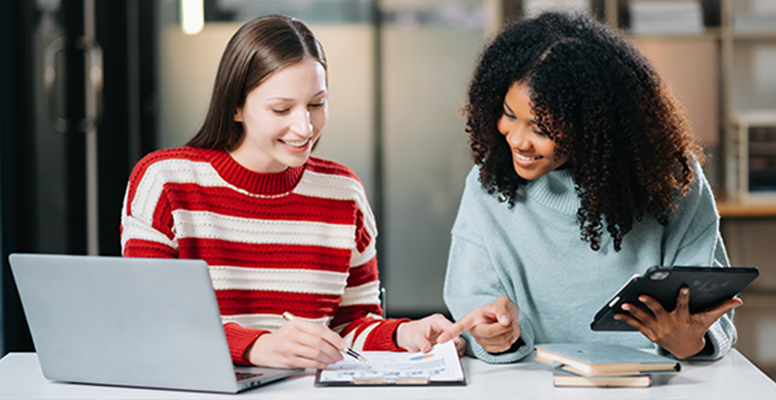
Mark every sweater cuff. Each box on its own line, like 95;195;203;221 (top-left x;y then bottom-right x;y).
363;318;411;351
701;322;733;360
468;317;534;364
223;322;269;365
486;337;525;356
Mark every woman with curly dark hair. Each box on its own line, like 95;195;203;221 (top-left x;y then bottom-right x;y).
436;12;740;364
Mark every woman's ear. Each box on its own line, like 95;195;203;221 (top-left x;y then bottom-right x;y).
233;107;243;122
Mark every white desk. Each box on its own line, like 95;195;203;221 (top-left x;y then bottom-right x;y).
1;349;774;399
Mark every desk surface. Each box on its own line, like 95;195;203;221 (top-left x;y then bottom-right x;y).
1;349;774;399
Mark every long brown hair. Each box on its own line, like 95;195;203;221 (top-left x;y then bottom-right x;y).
187;15;327;150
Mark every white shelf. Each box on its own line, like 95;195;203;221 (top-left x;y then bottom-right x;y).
732;31;776;40
627;29;721;41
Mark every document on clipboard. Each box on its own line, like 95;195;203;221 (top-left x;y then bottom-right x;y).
315;340;466;386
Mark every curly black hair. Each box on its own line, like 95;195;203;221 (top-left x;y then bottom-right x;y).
465;12;703;252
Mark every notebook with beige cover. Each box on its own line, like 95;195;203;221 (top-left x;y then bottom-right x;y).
534;343;680;376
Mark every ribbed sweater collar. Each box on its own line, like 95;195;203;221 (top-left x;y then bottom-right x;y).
205;148;305;195
522;169;580;215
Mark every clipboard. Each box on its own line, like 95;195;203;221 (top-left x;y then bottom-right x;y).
314;340;466;386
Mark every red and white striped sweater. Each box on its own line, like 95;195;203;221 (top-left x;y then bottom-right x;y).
121;147;406;364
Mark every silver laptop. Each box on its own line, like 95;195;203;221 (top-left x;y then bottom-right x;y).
9;253;303;393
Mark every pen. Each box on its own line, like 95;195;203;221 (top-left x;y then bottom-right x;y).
281;311;369;363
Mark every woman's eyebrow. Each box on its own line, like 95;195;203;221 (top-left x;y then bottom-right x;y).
502;101;538;124
267;90;327;103
265;97;293;103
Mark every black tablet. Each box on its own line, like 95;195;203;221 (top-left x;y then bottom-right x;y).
590;265;759;331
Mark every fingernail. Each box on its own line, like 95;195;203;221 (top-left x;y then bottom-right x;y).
499;315;509;325
682;288;689;295
639;296;647;302
621;304;631;311
614;315;621;320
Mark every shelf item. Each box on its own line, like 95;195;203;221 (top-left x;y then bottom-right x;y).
628;0;703;35
522;0;590;18
732;0;776;34
733;14;776;34
726;110;776;203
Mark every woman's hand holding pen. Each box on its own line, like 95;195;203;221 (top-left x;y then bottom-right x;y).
395;314;466;356
614;286;743;359
436;296;520;354
246;316;346;369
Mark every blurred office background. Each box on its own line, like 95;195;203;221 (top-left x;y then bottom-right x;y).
1;0;775;380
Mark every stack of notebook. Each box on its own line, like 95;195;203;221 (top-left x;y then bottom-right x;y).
534;343;681;388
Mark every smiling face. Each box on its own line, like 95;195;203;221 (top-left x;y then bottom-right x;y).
497;80;569;181
230;57;328;173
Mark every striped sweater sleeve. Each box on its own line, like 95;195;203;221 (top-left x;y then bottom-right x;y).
120;152;179;258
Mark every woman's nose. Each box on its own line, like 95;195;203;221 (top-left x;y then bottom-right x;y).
291;109;314;137
505;124;530;150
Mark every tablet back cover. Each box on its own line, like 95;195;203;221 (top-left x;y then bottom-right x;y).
591;266;759;331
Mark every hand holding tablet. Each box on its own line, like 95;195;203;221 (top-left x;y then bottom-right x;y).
591;265;759;332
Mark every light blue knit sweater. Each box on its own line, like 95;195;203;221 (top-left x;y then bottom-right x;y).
444;164;736;364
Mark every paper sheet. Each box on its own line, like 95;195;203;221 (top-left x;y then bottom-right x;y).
317;340;464;384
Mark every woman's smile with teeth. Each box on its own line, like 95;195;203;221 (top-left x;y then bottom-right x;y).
280;138;310;147
515;152;542;162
